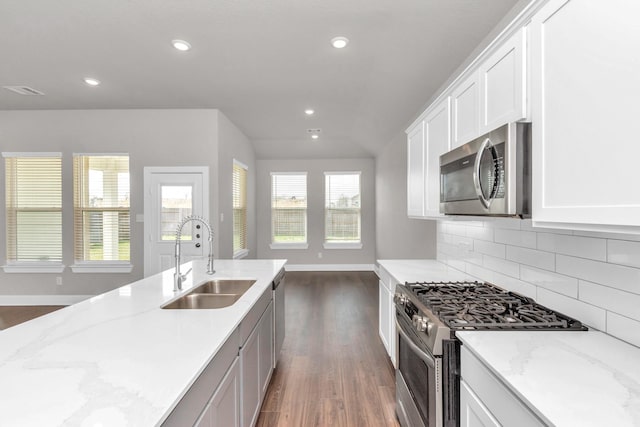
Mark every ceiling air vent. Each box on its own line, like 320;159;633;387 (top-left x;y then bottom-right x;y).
3;85;45;96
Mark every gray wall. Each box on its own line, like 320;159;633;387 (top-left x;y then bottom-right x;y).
375;132;437;259
0;109;254;297
256;158;375;266
217;111;256;259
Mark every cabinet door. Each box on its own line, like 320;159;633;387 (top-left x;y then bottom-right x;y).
386;288;397;368
451;73;480;148
460;380;500;427
424;97;451;217
530;0;640;231
196;358;240;427
407;121;426;217
479;27;527;132
378;280;390;353
241;321;260;427
259;301;274;398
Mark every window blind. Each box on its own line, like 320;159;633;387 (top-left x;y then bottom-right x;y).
271;173;307;243
73;155;130;262
4;154;62;262
233;161;248;255
325;172;361;243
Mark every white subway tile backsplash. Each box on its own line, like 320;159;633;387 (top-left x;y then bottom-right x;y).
506;246;555;271
537;288;606;331
484;217;522;230
491;272;537;299
573;230;640;242
483;255;520;279
474;240;506;258
556;255;640;295
579;280;640;322
608;239;640;268
606;313;640;348
465;225;494;242
537;233;606;261
520;266;578;298
494;229;537;249
447;223;467;237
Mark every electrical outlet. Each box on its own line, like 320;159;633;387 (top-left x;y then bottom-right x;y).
318;252;323;259
56;277;63;286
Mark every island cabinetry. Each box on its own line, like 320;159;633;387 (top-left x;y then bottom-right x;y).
530;0;640;231
240;289;274;427
460;346;544;427
195;358;240;427
162;328;241;427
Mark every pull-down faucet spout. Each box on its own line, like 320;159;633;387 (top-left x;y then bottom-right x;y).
174;215;215;292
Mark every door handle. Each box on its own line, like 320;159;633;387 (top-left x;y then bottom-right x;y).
195;243;201;248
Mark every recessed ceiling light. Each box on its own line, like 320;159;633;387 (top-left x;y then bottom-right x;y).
331;36;349;49
172;39;191;51
84;77;100;86
311;134;319;140
304;109;315;116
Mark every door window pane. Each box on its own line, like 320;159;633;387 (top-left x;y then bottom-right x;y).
161;185;193;240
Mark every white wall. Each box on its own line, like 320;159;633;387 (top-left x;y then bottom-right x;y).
256;158;375;268
375;132;437;259
437;217;640;348
0;109;254;300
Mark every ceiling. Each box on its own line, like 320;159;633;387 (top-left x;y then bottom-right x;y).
0;0;520;159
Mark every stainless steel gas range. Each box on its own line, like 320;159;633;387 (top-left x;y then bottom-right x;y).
393;281;586;427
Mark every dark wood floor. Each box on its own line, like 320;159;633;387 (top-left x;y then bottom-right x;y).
0;305;65;330
257;271;400;427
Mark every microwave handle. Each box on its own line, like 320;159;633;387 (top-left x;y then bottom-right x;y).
473;137;499;209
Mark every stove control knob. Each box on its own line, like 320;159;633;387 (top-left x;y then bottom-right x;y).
412;315;430;333
393;293;408;306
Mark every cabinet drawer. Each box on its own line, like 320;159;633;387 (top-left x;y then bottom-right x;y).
461;346;545;427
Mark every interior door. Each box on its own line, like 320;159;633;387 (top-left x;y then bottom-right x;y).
144;167;209;277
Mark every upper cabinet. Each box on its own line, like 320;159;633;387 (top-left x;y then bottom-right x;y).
451;73;480;148
530;0;640;231
479;27;527;132
407;121;426;217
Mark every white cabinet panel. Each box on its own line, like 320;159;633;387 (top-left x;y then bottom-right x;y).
259;301;274;397
530;0;640;231
378;267;398;368
451;74;479;148
378;280;390;352
424;97;451;217
407;121;426;217
196;358;241;427
480;27;527;132
460;380;500;427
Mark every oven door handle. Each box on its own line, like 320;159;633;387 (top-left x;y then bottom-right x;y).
473;137;499;209
395;317;436;369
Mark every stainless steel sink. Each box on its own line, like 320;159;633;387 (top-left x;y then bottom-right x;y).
162;279;256;309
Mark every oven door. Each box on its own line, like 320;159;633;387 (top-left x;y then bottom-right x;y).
395;310;442;427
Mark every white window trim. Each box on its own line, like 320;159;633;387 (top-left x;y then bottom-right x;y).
323;242;363;250
233;158;249;170
233;248;249;259
270;242;309;250
70;261;133;274
2;262;65;274
2;152;63;158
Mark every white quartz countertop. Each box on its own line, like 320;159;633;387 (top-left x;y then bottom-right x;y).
0;259;286;427
458;330;640;427
377;259;473;284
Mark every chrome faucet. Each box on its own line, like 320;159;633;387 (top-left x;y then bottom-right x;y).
174;215;215;292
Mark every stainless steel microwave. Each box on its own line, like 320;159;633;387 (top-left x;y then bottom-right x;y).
439;123;531;217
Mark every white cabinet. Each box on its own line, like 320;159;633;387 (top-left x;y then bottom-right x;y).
241;300;274;427
530;0;640;232
461;346;544;427
423;97;451;217
460;380;500;427
377;266;397;368
407;121;426;217
451;73;480;148
479;27;527;132
196;358;241;427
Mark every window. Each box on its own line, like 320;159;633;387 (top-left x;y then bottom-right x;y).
3;153;63;273
271;173;307;249
324;172;362;248
233;160;248;258
72;154;131;273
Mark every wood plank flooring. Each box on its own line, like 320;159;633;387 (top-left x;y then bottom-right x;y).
0;305;65;330
257;271;400;427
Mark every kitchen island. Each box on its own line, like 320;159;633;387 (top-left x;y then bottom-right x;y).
0;259;286;426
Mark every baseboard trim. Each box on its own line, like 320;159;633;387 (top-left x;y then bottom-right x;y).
284;264;376;272
0;295;92;306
